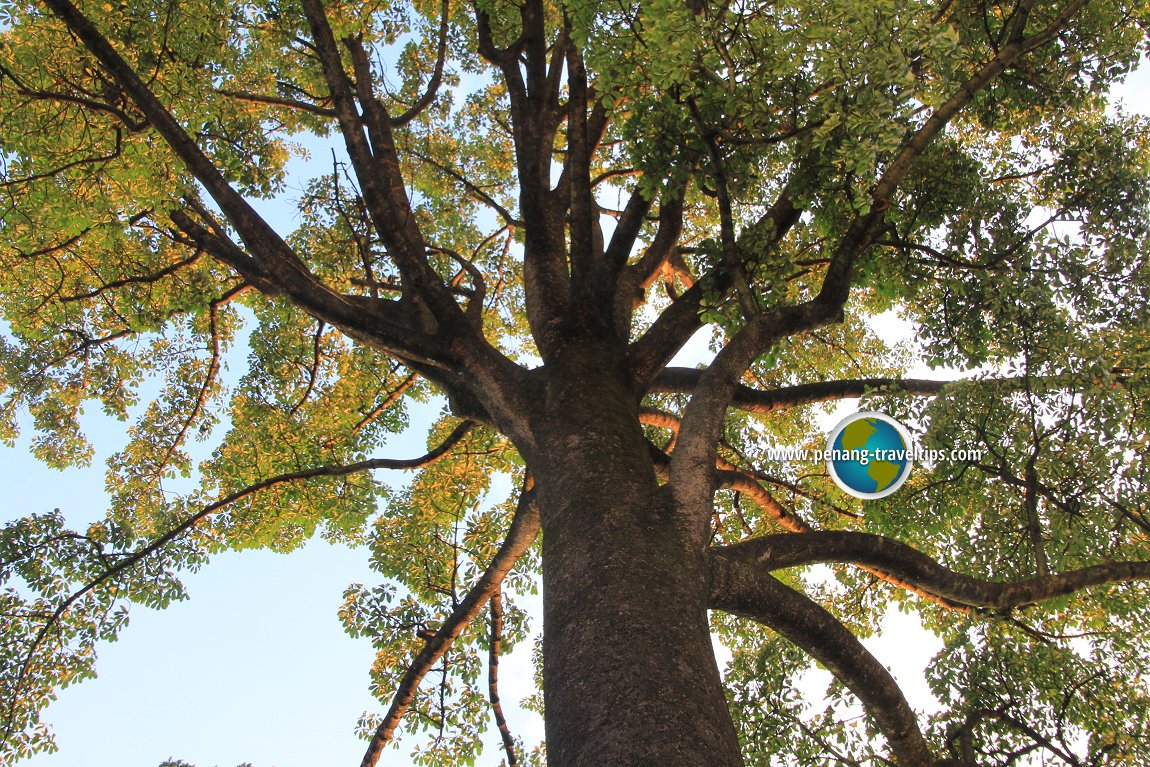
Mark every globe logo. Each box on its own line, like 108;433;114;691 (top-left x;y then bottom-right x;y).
825;411;914;499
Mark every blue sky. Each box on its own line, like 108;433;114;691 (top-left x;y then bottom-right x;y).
1;390;546;767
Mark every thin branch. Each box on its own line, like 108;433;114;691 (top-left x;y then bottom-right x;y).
413;151;520;226
0;125;124;188
289;320;327;418
216;87;337;117
391;0;451;127
145;295;228;477
2;421;475;745
59;250;204;303
487;587;520;767
359;486;541;767
0;60;146;129
353;371;418;434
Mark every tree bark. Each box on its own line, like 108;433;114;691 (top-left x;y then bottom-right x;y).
531;342;742;767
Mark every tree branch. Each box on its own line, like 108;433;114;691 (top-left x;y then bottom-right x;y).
627;271;727;390
652;370;952;412
0;60;146;129
713;531;1150;611
216;87;337;117
38;0;469;372
487;587;520;767
413;150;521;227
870;0;1089;209
709;557;939;766
359;487;541;767
299;0;446;303
167;208;451;369
812;0;1089;317
484;0;569;358
603;184;657;275
40;0;322;295
613;185;688;336
716;470;810;533
626;173;799;391
668;300;841;540
660;0;1092;529
2;421;476;746
390;0;451;127
59;249;204;303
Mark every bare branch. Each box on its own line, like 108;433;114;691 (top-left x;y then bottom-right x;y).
714;531;1150;611
564;43;619;333
652;371;950;412
430;246;488;326
146;297;227;475
652;367;1133;415
709;557;939;766
716;470;810;534
289;320;327;417
0;124;125;188
688;97;757;319
479;0;569;357
353;371;418;434
603;182;658;275
487;587;520;767
40;0;318;291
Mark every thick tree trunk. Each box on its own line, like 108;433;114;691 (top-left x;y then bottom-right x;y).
532;344;742;767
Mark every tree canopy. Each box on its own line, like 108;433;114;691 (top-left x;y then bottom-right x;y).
1;0;1150;764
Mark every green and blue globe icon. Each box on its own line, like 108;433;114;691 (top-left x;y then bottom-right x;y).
826;411;914;499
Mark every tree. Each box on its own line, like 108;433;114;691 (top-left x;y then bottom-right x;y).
0;0;1149;763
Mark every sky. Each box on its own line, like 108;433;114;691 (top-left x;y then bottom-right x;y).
1;43;1148;767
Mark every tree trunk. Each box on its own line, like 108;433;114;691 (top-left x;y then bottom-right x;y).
532;343;742;767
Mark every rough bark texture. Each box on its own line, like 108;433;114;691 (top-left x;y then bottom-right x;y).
534;344;742;767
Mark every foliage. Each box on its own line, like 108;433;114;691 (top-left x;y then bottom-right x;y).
1;0;1149;764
